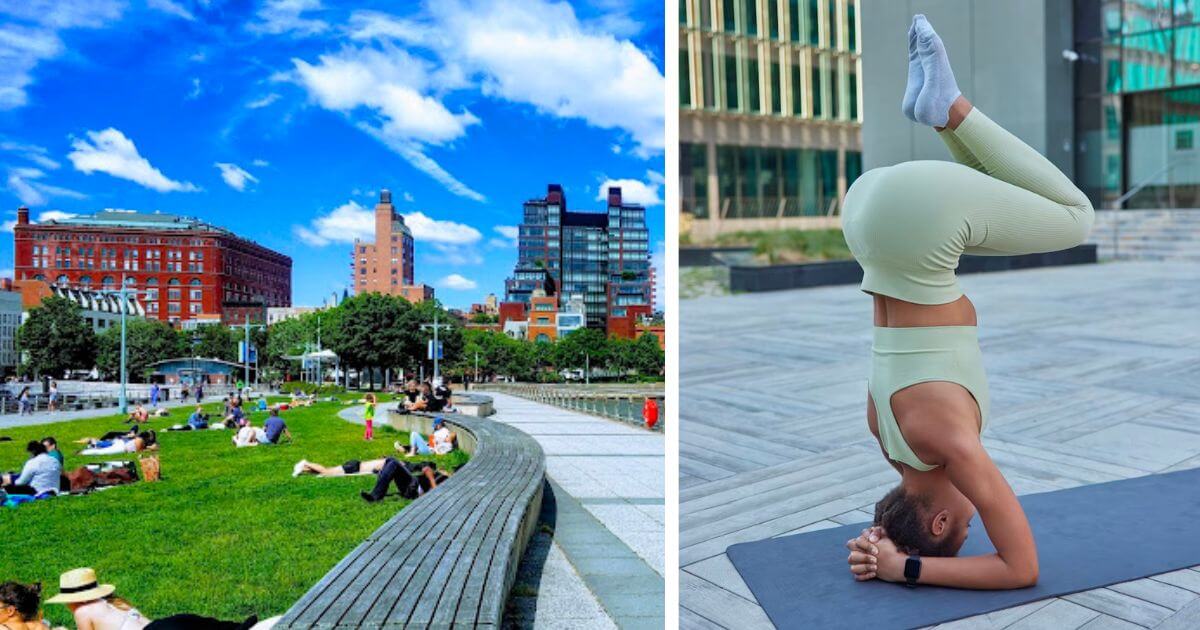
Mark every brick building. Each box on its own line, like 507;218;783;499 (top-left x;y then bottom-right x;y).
351;190;434;302
12;207;290;326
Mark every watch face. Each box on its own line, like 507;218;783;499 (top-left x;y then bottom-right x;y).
904;556;921;581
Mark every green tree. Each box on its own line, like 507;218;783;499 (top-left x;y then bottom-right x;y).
554;328;609;373
96;318;185;380
185;324;238;362
17;296;97;377
327;293;409;389
631;332;664;377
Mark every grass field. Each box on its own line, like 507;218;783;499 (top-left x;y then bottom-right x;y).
713;228;853;264
0;396;468;627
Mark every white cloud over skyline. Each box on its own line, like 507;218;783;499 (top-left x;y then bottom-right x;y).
596;170;663;206
438;273;477;290
68;128;199;193
214;162;259;191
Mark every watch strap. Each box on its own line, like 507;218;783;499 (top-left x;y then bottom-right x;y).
904;554;921;587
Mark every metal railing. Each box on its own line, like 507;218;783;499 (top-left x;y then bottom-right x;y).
0;382;244;415
1107;156;1197;258
481;383;665;431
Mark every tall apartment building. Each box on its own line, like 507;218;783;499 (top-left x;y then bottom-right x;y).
680;0;864;239
504;184;653;334
350;190;433;303
0;288;20;375
12;207;290;326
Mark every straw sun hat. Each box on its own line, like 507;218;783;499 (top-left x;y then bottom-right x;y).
45;568;116;604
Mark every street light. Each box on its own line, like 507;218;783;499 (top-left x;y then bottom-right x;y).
190;333;201;395
96;275;147;415
420;311;452;384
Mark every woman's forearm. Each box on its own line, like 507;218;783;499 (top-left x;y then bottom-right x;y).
918;553;1038;590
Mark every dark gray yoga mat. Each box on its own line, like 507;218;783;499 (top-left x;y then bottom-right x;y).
726;467;1200;630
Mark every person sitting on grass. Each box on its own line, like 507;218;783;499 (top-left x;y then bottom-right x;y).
123;404;149;425
0;581;57;630
1;440;62;496
261;409;292;445
360;458;449;503
187;405;208;430
232;422;266;448
42;437;64;466
226;403;246;428
396;416;456;456
256;397;268;412
77;431;157;456
293;457;389;477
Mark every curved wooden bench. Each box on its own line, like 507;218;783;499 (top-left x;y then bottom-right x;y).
276;408;545;628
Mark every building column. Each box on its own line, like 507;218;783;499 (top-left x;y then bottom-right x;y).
836;145;847;215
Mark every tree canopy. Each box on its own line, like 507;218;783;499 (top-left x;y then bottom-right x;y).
17;296;97;378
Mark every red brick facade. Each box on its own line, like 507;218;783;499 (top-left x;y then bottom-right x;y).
12;207;291;326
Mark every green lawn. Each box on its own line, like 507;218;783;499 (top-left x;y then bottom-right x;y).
713;228;853;264
0;396;468;628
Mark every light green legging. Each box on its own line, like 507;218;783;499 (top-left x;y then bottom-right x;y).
842;107;1095;305
843;107;1094;470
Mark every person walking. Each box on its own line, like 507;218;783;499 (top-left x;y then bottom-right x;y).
48;380;59;412
17;386;31;416
195;383;204;403
149;383;159;408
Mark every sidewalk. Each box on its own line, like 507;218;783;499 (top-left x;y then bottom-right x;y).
0;395;202;431
480;391;664;630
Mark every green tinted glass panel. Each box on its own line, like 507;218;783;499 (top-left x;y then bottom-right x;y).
789;0;801;41
812;62;823;117
791;61;803;116
846;150;863;186
847;1;857;50
748;56;761;112
724;0;737;32
769;0;780;38
848;66;858;120
1123;30;1172;91
772;61;782;113
745;0;757;36
681;50;692;107
809;0;820;45
828;61;839;119
725;53;739;110
1176;25;1200;86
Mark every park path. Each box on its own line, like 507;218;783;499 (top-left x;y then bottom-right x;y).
479;391;665;630
0;395;203;431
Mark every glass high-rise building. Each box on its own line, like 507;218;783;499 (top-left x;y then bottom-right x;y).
1075;0;1200;208
679;0;864;238
504;185;652;332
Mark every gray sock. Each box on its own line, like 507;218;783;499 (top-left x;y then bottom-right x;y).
913;15;961;128
901;16;923;122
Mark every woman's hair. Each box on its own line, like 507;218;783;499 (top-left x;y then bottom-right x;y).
366;393;376;403
873;485;959;557
41;437;57;448
0;581;41;620
137;431;157;447
25;440;47;456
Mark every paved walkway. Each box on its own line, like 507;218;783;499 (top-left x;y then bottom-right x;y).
681;261;1200;630
0;396;202;430
481;391;665;630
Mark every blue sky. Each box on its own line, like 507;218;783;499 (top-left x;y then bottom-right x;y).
0;0;665;310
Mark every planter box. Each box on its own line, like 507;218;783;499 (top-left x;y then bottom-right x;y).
680;246;754;267
729;244;1097;293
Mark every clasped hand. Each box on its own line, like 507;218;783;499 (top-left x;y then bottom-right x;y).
845;526;906;583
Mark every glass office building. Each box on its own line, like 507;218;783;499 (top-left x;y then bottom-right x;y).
679;0;863;232
1076;0;1200;208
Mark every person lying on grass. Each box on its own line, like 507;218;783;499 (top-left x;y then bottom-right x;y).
359;458;449;503
293;457;389;477
1;440;62;496
46;567;265;629
76;431;157;456
396;416;455;456
0;581;64;630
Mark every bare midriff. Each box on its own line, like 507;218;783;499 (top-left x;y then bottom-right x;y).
873;293;977;328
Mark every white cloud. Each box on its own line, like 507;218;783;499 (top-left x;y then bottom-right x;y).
252;158;269;167
214;162;259;191
292;201;485;267
186;77;202;100
247;0;328;37
402;191;414;202
247;93;280;109
6;167;85;206
0;220;14;233
490;224;518;248
349;1;665;155
38;209;78;222
68;128;199;192
147;0;195;21
437;273;477;290
0;140;59;169
0;1;124;109
596;170;663;206
611;143;622;154
288;45;485;201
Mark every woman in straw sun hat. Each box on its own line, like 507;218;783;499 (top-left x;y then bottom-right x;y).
44;568;148;630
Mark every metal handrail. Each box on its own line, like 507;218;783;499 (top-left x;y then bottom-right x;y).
1108;155;1196;258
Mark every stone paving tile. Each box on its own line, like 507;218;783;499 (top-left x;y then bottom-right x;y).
681;261;1200;629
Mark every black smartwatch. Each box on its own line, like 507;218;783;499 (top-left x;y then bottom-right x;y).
904;554;922;587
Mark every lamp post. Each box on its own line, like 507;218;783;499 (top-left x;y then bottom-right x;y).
242;318;265;393
191;333;201;394
420;311;453;384
97;275;146;415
